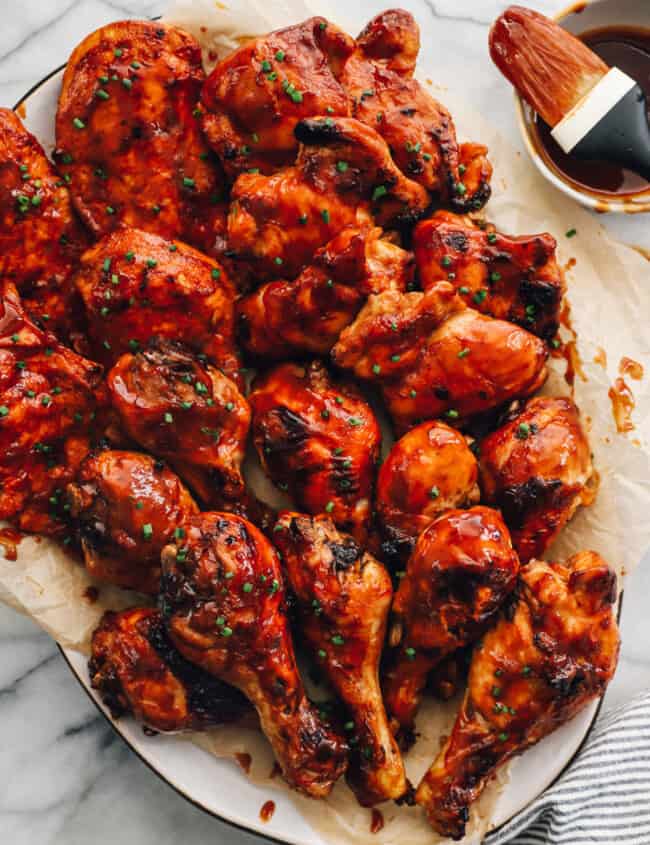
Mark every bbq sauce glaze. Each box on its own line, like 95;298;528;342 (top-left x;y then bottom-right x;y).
534;26;650;196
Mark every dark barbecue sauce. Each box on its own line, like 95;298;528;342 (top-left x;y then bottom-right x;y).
534;26;650;196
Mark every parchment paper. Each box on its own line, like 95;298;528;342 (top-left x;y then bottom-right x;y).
1;1;649;842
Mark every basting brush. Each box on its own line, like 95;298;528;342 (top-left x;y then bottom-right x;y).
489;5;650;181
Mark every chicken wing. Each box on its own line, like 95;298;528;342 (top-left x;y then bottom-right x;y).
56;21;226;256
416;551;619;839
237;225;413;359
0;282;101;537
332;284;548;433
0;108;89;345
480;396;594;563
383;506;519;739
107;338;249;508
201;17;354;179
273;512;406;805
376;421;480;565
73;227;239;380
227;116;429;280
160;511;348;797
89;607;248;732
413;211;564;340
67;449;199;594
249;361;381;541
340;11;492;210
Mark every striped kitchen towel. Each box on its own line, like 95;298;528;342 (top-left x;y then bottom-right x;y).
486;690;650;844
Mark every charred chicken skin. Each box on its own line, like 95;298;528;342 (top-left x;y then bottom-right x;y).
383;506;520;739
249;361;381;541
160;511;348;797
67;449;199;594
0;109;88;345
201;17;354;180
480;396;594;563
227;116;429;280
376;420;480;565
413;211;564;340
237;225;413;360
55;21;226;256
73;227;239;379
332;284;548;433
0;282;101;536
89;607;248;732
340;11;492;210
416;551;619;840
273;512;406;806
108;338;250;508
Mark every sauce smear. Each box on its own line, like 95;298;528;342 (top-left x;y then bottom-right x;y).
235;752;252;774
620;356;644;380
0;526;22;561
260;800;275;822
608;377;635;432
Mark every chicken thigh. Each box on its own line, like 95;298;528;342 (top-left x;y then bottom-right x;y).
413;211;564;341
416;551;619;839
249;361;381;541
332;284;548;433
273;512;406;806
383;506;519;740
67;449;199;594
160;511;348;797
89;607;248;732
480;396;594;563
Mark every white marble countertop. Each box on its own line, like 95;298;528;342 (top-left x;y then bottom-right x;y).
1;1;649;843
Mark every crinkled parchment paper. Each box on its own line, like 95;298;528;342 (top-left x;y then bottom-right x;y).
1;1;649;842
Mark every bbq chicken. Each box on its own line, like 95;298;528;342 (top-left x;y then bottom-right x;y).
201;17;354;179
0;109;89;345
340;11;492;211
416;551;620;840
383;506;520;740
0;281;101;537
160;511;348;797
108;339;250;508
73;227;239;379
249;361;381;541
376;420;480;565
227;116;429;280
413;211;564;340
89;607;248;732
273;512;406;806
237;225;413;360
332;284;548;433
480;396;595;563
67;449;199;594
55;21;226;256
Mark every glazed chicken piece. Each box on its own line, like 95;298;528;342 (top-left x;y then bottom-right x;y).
413;211;564;341
340;11;492;210
67;449;199;594
249;361;381;541
332;284;548;433
0;282;101;537
108;338;249;508
237;225;413;360
160;511;348;797
416;551;620;839
228;116;429;280
201;17;354;180
383;506;520;740
376;420;480;566
0;109;89;345
89;607;248;732
273;512;406;806
56;21;226;256
73;227;239;380
480;396;594;563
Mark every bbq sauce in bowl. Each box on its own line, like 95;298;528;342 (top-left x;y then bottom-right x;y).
533;26;650;196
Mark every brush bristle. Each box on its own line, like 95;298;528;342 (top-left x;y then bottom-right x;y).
489;5;609;127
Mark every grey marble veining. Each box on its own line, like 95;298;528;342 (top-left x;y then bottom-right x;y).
1;1;649;843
